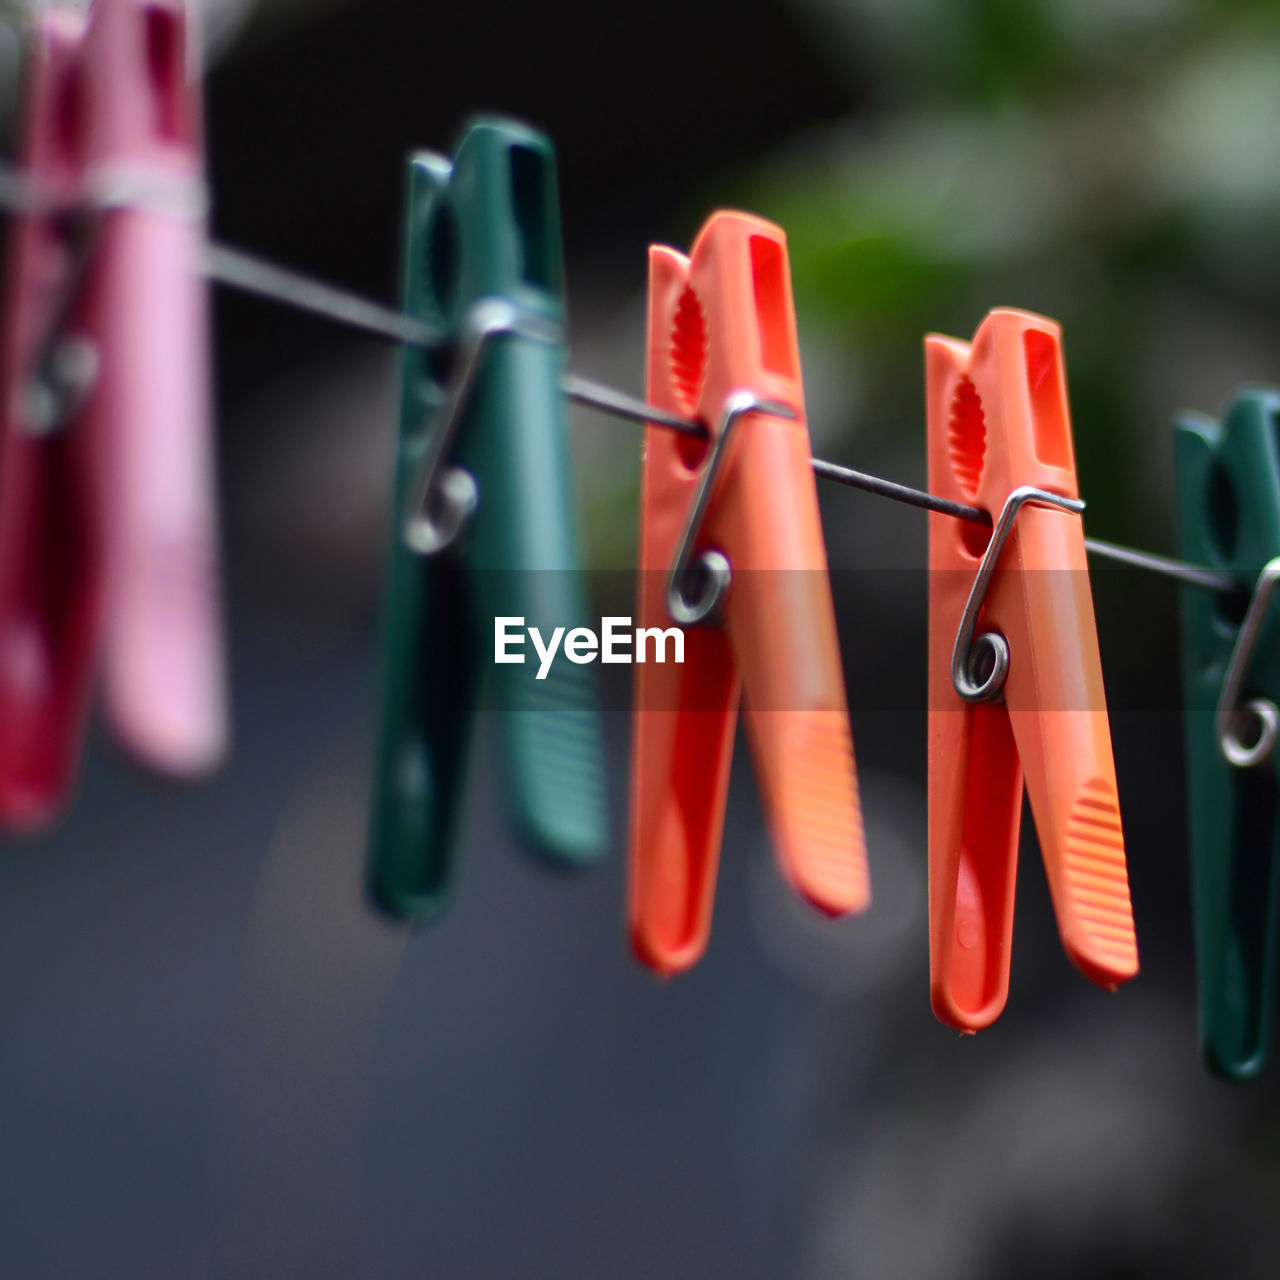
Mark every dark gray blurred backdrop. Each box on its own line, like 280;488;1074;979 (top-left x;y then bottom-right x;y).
1;1;1278;1276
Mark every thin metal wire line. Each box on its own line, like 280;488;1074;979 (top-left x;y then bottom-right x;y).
0;160;1237;595
204;242;441;348
562;373;703;436
812;457;987;523
1083;537;1235;593
811;459;1234;591
103;240;1268;598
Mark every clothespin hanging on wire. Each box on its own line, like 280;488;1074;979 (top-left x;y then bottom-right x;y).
628;212;869;976
926;309;1138;1030
1175;391;1280;1081
0;0;224;829
367;119;608;921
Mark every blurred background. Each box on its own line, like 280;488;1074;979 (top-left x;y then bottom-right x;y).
2;0;1280;1275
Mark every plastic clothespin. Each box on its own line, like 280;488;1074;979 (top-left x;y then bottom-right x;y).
0;0;223;829
926;309;1138;1031
1174;391;1280;1081
628;211;869;977
367;118;607;921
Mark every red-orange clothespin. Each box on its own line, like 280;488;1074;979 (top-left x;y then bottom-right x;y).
926;309;1138;1030
0;0;223;829
628;211;869;976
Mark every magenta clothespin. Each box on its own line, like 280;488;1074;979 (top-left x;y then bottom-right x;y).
0;0;224;830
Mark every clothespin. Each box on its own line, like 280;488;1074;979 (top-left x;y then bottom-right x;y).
367;119;608;921
628;211;869;976
926;309;1138;1030
0;0;223;829
1174;391;1280;1080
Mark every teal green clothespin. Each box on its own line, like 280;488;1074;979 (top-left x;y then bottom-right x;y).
1175;390;1280;1080
368;118;608;922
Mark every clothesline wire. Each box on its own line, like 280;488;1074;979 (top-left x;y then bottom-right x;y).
204;241;1236;595
0;167;1238;597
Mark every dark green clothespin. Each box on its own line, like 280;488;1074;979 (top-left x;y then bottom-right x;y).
368;118;607;921
1175;390;1280;1080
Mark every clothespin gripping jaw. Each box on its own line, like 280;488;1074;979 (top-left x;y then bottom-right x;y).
23;0;209;430
1214;556;1280;771
665;389;796;627
402;296;562;558
0;6;90;429
950;484;1086;706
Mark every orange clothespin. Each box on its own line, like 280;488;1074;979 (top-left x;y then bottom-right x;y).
926;309;1138;1030
628;211;869;976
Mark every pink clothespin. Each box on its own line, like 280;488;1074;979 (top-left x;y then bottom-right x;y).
0;0;224;830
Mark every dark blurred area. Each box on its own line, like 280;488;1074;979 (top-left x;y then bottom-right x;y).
1;0;1279;1276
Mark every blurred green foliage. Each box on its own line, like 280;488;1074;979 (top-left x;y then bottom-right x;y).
722;0;1280;546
